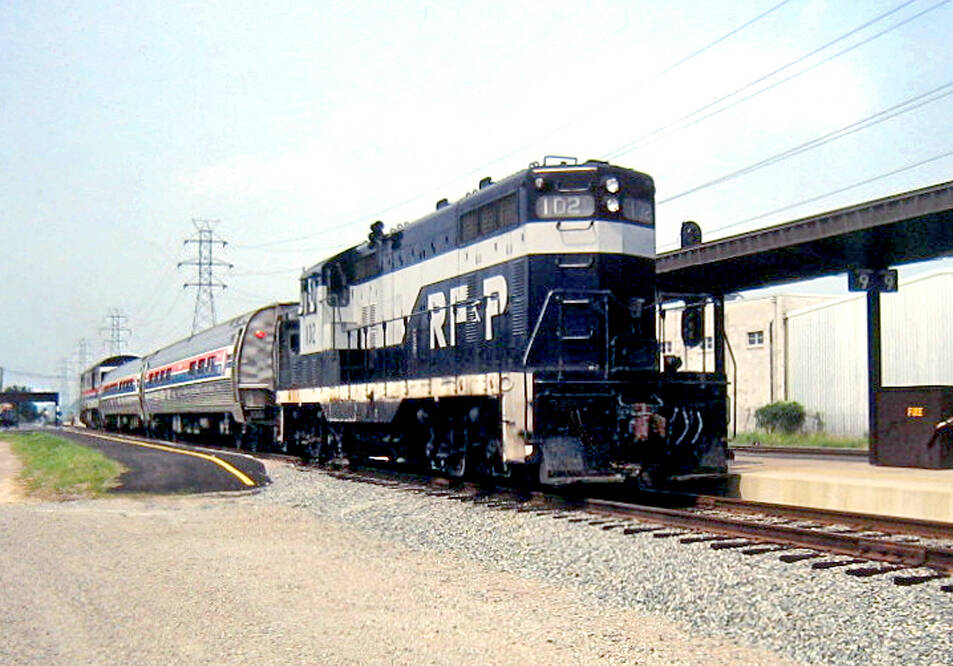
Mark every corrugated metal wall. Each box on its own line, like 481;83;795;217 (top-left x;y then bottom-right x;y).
787;295;868;435
881;272;953;385
787;271;953;436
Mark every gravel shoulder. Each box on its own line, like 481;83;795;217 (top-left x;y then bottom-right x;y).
3;454;951;664
0;456;791;665
0;440;26;503
260;463;953;665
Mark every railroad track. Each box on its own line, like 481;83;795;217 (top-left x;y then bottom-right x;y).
322;466;953;593
65;429;953;592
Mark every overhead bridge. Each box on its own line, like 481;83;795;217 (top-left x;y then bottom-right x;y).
0;391;59;406
654;178;953;469
656;179;953;293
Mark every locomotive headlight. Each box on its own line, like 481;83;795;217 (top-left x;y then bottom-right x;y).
605;196;620;213
604;177;620;194
534;176;547;191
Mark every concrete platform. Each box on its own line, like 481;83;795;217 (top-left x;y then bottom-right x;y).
729;451;953;524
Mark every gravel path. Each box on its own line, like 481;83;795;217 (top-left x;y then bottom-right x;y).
0;440;25;503
259;463;953;665
0;453;790;665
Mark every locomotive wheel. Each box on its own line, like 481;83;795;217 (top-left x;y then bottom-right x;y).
424;432;467;478
447;449;467;478
449;437;503;481
473;438;503;481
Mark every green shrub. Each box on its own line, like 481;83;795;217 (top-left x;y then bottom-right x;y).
754;401;805;434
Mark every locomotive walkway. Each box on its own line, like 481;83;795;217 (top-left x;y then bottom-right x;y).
59;428;268;493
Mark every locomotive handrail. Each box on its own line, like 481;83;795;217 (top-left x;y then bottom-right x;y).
523;289;557;367
336;294;497;348
522;289;613;372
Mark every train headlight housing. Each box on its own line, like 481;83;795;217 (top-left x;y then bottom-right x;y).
534;176;547;191
604;177;620;194
605;196;620;213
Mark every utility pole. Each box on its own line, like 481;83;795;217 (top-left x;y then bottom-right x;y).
179;219;232;335
100;309;131;356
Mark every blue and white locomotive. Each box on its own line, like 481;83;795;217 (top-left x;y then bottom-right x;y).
277;157;728;483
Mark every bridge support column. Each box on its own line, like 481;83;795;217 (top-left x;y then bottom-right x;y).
867;289;882;465
713;294;725;375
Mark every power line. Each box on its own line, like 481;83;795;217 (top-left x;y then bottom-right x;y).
669;147;953;246
123;262;181;326
603;0;948;161
230;267;305;277
135;291;193;352
226;285;289;304
231;1;795;254
77;338;91;371
644;0;798;82
659;79;953;204
178;219;232;335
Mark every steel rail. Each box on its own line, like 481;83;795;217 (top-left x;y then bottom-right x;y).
687;493;953;539
561;496;953;574
326;466;953;572
328;466;953;574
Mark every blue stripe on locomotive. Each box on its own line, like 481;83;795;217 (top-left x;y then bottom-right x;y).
281;256;657;389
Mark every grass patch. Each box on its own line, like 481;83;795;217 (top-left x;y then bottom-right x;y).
5;431;126;499
730;430;869;450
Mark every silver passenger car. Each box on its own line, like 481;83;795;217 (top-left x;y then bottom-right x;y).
80;354;140;428
95;303;294;447
98;356;145;430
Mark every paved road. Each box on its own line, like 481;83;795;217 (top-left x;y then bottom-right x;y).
58;428;269;493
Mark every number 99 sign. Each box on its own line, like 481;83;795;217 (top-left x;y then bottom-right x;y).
848;268;898;293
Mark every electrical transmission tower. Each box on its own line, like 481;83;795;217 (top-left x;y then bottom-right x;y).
100;310;131;356
77;338;91;370
60;357;73;413
74;338;91;416
179;219;232;335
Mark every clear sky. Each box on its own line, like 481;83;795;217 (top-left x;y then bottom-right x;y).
3;0;953;397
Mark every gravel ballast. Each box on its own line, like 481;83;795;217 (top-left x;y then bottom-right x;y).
2;452;950;664
0;456;788;665
259;463;953;665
